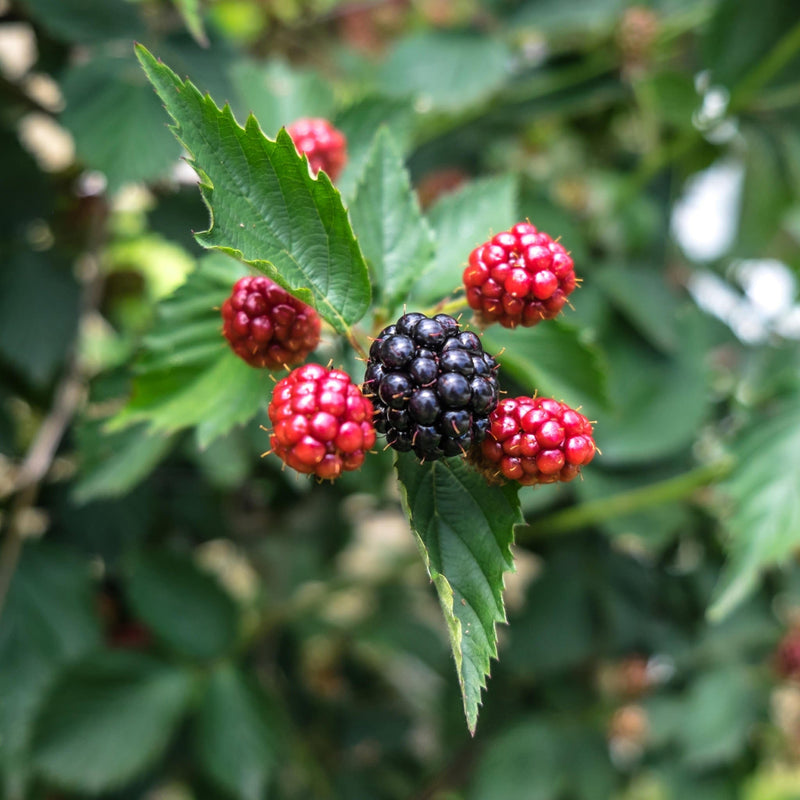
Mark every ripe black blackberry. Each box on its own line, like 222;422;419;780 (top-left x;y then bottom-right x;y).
363;313;500;461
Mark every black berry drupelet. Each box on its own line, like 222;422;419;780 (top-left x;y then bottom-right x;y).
363;313;500;461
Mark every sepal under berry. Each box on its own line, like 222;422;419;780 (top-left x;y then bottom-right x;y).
221;275;321;369
470;395;596;485
268;364;376;479
464;221;577;328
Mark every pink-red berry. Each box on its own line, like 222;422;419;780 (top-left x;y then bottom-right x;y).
775;630;800;681
286;117;347;181
471;395;596;485
268;364;376;479
221;275;321;369
463;221;577;328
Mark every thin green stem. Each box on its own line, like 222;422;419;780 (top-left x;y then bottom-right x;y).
422;295;470;319
515;458;734;541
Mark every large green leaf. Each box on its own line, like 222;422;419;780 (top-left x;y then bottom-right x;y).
350;128;434;315
709;403;800;620
594;308;710;465
61;55;182;192
412;174;517;305
379;32;512;112
483;319;609;415
334;95;416;201
124;550;240;660
135;45;371;335
395;454;520;733
31;652;194;794
0;545;101;797
110;254;274;448
594;265;681;354
194;664;280;800
72;420;177;504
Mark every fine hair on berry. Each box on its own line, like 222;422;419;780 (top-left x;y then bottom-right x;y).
268;364;376;480
471;395;596;485
221;275;321;369
363;312;500;461
463;221;577;328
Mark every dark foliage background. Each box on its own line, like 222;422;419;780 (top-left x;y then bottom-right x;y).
2;0;800;798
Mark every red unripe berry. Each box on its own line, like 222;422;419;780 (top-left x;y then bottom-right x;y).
286;117;348;181
471;396;596;485
268;366;375;479
221;276;320;369
463;221;577;328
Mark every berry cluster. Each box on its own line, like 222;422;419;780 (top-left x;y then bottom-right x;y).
472;396;595;485
287;117;348;181
463;221;576;328
221;276;321;369
268;364;376;480
363;312;499;460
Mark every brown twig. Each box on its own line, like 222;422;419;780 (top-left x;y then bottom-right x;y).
0;214;105;619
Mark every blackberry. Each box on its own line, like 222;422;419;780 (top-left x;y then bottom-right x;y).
286;118;347;181
470;395;596;485
363;313;500;461
463;221;577;328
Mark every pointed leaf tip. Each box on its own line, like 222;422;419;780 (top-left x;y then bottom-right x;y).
395;454;520;732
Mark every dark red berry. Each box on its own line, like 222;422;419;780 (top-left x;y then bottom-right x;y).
221;275;321;369
268;364;376;479
775;630;800;681
286;117;347;181
470;395;596;485
463;221;577;328
363;313;500;461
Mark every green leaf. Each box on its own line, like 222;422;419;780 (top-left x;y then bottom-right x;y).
470;718;614;800
61;55;182;192
395;454;520;733
334;95;416;201
135;45;371;334
124;550;240;660
72;421;177;504
594;265;681;354
595;308;710;465
350;128;434;315
0;545;102;797
172;0;207;46
483;319;609;414
678;666;762;766
471;719;566;800
736;126;793;257
18;0;144;42
0;249;80;388
194;664;280;800
110;254;274;448
31;652;194;794
379;32;512;112
230;59;335;140
709;403;800;620
412;174;517;305
704;0;800;93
